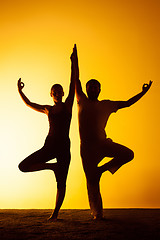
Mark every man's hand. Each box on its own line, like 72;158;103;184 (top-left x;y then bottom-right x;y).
70;44;79;79
70;44;77;62
18;78;25;91
142;80;153;93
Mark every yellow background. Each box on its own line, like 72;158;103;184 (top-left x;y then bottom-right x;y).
0;0;159;209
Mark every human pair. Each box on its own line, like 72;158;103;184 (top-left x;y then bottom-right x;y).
18;44;152;220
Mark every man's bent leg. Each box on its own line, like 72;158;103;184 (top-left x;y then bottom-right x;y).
99;140;134;174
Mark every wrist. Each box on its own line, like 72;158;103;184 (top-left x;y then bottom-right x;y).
18;88;22;93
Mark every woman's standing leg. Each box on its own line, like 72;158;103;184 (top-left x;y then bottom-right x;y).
48;146;71;221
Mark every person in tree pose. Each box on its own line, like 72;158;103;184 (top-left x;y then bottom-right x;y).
74;45;152;220
18;45;77;220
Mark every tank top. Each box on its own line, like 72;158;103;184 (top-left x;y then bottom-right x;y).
47;103;71;141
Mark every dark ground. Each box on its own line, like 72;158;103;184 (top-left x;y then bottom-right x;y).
0;209;159;240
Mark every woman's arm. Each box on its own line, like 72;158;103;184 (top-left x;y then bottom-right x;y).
117;80;153;109
17;78;50;114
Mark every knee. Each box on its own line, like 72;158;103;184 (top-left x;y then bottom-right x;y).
18;162;28;172
125;149;134;163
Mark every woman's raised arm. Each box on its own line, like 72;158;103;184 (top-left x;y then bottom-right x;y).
17;78;50;114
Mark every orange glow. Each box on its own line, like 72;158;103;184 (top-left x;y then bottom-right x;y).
0;0;159;209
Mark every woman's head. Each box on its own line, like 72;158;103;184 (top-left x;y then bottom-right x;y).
50;84;64;103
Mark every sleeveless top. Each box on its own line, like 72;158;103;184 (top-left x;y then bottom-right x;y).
47;103;71;142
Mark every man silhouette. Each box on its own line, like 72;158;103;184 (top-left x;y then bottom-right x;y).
74;45;152;219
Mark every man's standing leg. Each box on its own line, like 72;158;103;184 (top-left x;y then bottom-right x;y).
86;176;103;219
81;144;104;219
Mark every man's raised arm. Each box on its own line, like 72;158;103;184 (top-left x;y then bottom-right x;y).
74;44;84;101
117;80;153;109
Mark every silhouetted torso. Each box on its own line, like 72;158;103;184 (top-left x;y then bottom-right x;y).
78;95;118;143
47;103;71;141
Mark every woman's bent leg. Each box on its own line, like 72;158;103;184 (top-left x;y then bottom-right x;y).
18;147;56;173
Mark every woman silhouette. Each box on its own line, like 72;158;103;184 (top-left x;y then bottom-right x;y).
18;46;76;220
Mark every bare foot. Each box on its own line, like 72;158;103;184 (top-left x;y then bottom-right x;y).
48;163;57;172
99;163;114;175
48;213;58;221
91;211;103;220
93;214;103;220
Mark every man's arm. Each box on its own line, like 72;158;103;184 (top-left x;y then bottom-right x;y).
74;44;85;101
17;78;50;114
117;80;153;109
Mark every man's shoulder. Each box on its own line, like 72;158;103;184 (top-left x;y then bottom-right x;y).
100;99;111;104
77;92;88;103
100;99;119;112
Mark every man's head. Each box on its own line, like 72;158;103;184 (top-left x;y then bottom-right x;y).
86;79;101;100
50;84;64;103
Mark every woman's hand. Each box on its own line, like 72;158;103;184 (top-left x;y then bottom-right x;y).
18;78;25;91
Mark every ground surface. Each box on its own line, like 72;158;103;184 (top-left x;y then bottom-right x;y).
0;209;159;240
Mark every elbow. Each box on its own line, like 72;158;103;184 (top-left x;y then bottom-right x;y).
125;100;132;108
118;101;130;109
25;100;32;107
